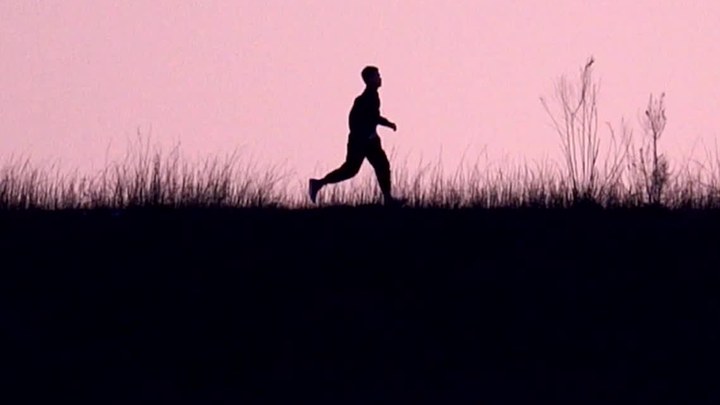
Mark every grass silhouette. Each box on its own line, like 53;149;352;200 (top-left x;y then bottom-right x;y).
2;136;720;210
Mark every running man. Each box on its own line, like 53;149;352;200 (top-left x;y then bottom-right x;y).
309;65;403;205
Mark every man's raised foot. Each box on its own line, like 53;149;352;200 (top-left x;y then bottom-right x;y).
309;179;323;203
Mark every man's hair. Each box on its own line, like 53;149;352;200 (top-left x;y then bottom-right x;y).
361;65;379;84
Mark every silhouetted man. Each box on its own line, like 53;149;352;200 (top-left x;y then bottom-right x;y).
309;65;403;205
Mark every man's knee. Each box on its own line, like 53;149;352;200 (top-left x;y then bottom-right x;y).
340;160;363;176
371;155;390;174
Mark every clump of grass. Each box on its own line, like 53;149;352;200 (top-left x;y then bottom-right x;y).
540;57;604;202
0;139;294;211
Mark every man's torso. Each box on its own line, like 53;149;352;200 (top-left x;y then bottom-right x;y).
348;89;380;140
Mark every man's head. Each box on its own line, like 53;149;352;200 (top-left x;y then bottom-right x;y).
361;65;382;88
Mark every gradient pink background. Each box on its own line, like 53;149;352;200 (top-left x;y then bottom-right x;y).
2;1;719;190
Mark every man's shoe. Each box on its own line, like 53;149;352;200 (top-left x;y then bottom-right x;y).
309;179;322;203
384;196;407;207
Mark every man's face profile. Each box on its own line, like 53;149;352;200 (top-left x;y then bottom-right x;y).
370;71;382;88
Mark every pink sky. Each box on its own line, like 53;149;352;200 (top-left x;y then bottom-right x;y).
2;1;719;190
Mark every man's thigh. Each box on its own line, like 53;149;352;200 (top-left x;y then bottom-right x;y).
344;135;368;166
364;136;389;169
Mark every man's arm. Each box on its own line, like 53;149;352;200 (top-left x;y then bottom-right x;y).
367;94;397;131
378;115;397;131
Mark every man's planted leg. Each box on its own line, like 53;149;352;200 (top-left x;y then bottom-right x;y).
366;138;396;204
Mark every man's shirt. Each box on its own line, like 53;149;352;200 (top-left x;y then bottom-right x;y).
348;88;381;139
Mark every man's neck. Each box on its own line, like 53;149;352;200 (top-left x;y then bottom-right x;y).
364;86;379;93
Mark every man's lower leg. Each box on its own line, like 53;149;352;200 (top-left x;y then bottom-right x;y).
309;162;360;203
321;169;350;185
379;170;393;202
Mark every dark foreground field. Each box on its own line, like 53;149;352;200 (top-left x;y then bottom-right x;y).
2;206;720;404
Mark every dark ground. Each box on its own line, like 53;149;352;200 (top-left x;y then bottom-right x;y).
1;206;720;404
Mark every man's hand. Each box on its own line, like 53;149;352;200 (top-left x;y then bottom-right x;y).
379;116;397;132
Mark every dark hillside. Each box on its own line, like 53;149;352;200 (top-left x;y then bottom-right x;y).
2;207;720;403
